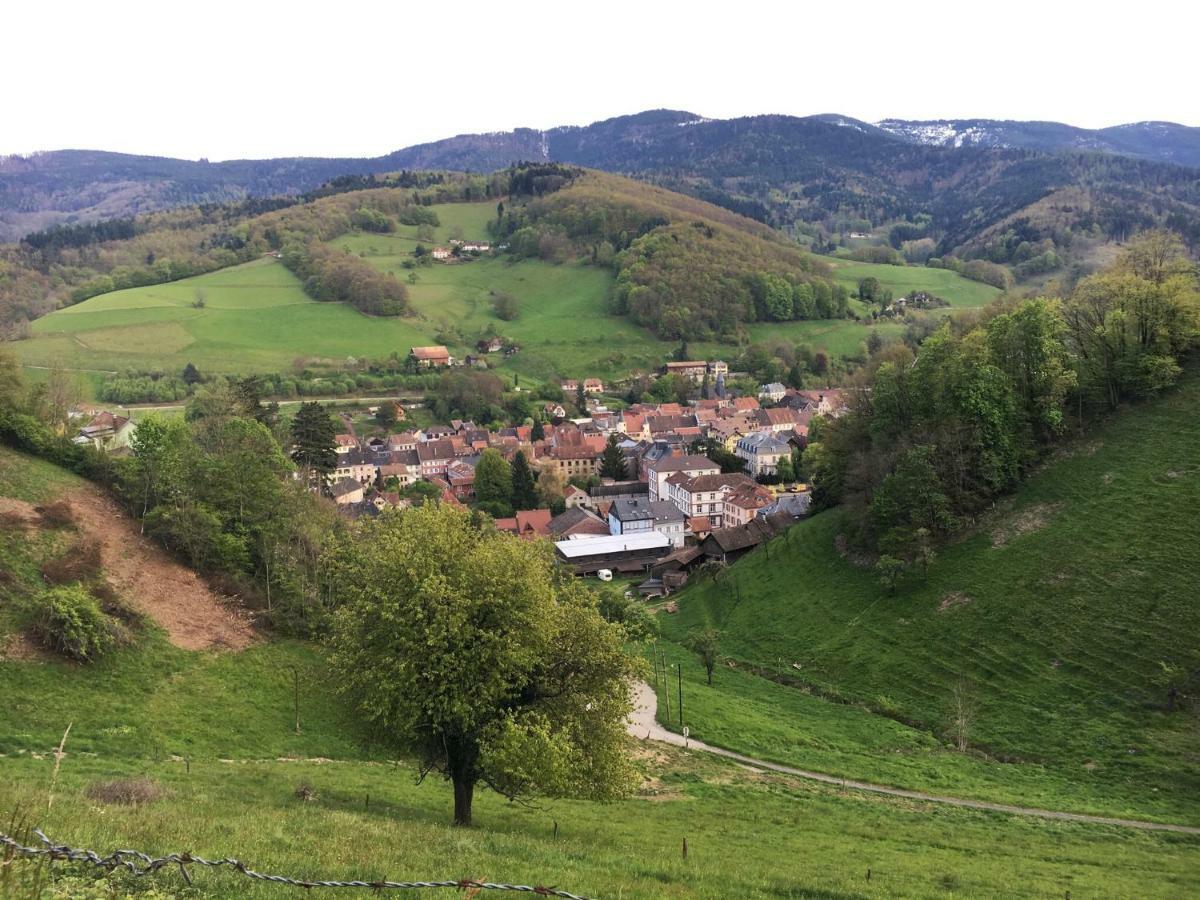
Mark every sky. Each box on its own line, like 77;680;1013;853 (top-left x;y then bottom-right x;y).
5;0;1198;161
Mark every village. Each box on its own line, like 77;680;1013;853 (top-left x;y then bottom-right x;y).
323;346;844;596
63;343;843;597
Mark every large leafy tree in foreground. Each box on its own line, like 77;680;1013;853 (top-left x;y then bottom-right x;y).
326;503;639;826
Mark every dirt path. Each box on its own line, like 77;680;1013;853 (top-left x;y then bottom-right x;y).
626;682;1200;834
3;490;255;652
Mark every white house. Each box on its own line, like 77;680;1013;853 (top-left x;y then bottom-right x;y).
735;432;792;477
759;382;787;403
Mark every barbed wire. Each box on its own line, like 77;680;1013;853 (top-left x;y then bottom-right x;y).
0;829;592;899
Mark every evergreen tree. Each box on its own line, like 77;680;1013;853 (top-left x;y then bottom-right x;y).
531;418;545;441
181;362;201;386
474;448;513;513
511;450;537;510
599;434;628;480
290;402;337;486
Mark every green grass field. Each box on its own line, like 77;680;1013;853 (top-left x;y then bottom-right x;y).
11;203;999;388
1;448;1197;897
820;256;1003;308
658;368;1200;825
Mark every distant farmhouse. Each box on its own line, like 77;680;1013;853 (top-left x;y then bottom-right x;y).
409;345;452;367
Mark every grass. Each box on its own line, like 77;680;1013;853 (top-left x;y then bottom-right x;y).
658;368;1200;824
818;256;1002;308
1;447;1197;897
14;209;997;388
2;749;1197;898
0;446;85;504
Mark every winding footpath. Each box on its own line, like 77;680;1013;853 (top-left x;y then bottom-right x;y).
625;682;1200;834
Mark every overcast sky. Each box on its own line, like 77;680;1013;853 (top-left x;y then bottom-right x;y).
6;0;1197;161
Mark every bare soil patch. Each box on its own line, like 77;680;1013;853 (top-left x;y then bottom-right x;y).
0;630;54;662
991;502;1065;548
0;497;38;527
62;489;256;651
938;592;973;612
2;485;254;651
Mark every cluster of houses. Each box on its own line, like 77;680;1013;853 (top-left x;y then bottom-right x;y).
430;240;493;261
326;383;844;595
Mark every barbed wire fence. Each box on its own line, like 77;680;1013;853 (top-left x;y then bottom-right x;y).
0;828;593;899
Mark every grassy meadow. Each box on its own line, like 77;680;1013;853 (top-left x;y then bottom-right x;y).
820;256;1003;308
3;749;1197;900
1;443;1197;897
658;368;1200;825
11;201;1000;389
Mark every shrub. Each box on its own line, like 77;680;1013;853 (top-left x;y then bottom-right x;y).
27;584;119;661
86;777;167;805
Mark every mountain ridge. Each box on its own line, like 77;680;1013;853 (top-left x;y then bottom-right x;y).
3;110;1200;262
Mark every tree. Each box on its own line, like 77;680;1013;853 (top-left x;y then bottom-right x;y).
403;480;443;507
913;527;936;580
181;362;201;386
858;277;881;302
491;291;520;321
536;466;566;508
510;450;537;510
775;453;796;484
876;555;906;596
599;434;628;480
1152;661;1194;713
949;680;977;752
375;403;398;430
290;402;337;487
596;588;658;643
474;448;513;512
685;627;721;685
326;504;638;826
0;346;25;411
530;418;545;442
576;383;587;411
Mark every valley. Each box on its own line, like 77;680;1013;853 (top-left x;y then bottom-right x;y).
1;98;1199;900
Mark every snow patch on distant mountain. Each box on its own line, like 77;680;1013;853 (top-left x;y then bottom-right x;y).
875;120;1006;148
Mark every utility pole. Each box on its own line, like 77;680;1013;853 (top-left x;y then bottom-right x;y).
663;657;672;723
677;663;684;728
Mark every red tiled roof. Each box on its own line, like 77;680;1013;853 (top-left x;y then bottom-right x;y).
410;345;450;360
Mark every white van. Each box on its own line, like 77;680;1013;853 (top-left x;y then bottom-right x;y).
596;569;613;582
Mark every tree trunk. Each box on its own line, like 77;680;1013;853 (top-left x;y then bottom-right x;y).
453;776;475;827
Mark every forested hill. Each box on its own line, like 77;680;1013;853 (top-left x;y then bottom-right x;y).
5;110;1200;260
875;118;1200;166
0;164;843;341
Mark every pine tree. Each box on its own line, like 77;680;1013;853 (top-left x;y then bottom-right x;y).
474;448;513;515
290;402;337;487
531;418;545;442
181;362;201;385
599;434;628;480
511;450;538;510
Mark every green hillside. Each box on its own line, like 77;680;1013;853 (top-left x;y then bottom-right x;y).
822;256;1003;308
1;443;1196;897
659;368;1200;824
